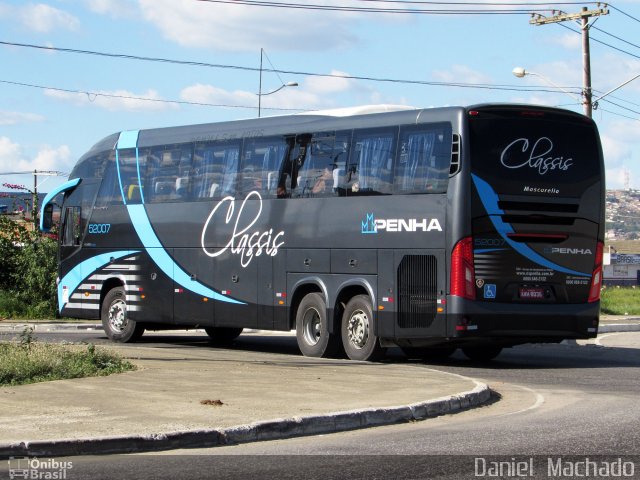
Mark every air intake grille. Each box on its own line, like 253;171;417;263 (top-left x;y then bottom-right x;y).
397;255;438;329
449;134;461;176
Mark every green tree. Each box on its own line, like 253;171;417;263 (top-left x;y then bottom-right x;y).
0;188;57;318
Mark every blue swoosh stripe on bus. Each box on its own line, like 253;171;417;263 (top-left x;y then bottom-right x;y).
474;248;509;254
471;174;590;277
127;204;245;304
58;250;136;311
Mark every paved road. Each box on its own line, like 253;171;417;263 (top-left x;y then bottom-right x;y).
2;330;639;479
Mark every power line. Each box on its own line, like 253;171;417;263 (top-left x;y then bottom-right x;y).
608;3;640;24
0;40;581;95
557;22;640;61
596;107;640;122
0;79;301;111
591;25;640;52
193;0;564;14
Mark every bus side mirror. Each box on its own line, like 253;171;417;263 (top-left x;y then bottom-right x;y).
42;204;54;231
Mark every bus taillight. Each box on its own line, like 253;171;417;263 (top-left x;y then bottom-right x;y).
588;241;604;303
451;237;476;300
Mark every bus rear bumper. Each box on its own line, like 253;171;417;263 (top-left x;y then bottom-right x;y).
445;296;600;344
385;298;600;349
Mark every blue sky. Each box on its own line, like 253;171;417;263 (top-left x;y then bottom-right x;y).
0;0;639;193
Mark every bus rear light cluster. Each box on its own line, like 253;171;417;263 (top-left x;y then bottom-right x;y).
451;236;476;300
588;241;604;303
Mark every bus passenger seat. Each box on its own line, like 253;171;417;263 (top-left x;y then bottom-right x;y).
127;184;141;202
155;181;174;195
209;183;219;197
176;177;189;196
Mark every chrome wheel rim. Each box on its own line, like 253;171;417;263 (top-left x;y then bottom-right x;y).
302;307;322;346
108;299;127;332
347;309;369;349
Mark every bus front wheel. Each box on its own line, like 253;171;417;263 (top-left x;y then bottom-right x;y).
295;292;341;358
101;287;144;343
341;295;385;362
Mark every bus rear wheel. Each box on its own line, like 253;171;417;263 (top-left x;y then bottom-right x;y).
204;327;243;343
341;295;385;362
295;292;341;358
461;346;503;362
101;287;144;343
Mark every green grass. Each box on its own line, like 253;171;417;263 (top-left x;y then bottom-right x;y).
0;329;135;386
0;289;55;319
600;287;640;316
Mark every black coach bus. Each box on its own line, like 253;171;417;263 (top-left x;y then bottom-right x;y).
40;104;605;361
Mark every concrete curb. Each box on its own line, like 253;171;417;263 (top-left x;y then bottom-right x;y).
0;382;491;458
0;323;102;332
599;323;640;333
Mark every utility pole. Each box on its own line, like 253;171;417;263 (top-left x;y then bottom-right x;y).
530;5;609;118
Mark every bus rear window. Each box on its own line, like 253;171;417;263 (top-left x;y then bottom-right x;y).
468;110;601;197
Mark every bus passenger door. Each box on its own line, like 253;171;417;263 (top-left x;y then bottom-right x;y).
58;205;84;314
214;255;258;329
257;255;274;330
173;249;214;326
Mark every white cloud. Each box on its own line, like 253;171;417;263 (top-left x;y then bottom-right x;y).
545;33;581;50
181;64;420;115
31;144;73;172
138;0;360;52
0;136;73;176
431;65;494;86
0;110;45;126
44;88;178;112
305;71;358;94
84;0;139;18
179;70;385;114
18;3;79;33
0;137;23;167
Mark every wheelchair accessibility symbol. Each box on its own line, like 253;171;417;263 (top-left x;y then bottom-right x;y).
483;284;497;299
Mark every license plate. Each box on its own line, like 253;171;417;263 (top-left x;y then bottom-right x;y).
519;287;545;300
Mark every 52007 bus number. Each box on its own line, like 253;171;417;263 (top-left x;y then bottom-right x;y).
88;223;111;234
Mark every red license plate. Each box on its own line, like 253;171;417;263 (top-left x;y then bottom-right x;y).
519;287;545;300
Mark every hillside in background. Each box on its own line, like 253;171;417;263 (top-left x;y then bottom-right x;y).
606;190;640;244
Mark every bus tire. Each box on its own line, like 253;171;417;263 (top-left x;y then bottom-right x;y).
461;346;503;362
295;292;341;358
402;346;456;361
101;287;144;343
204;327;243;343
341;295;385;361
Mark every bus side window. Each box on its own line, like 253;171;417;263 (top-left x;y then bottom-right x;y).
95;152;120;207
347;128;396;196
242;136;290;198
61;206;81;247
192;141;240;200
293;131;350;198
145;146;189;203
395;124;451;194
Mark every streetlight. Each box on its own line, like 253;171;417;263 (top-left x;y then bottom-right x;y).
512;67;583;105
513;67;640;118
258;48;297;118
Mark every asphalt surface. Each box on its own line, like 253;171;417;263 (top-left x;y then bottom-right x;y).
0;316;637;460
